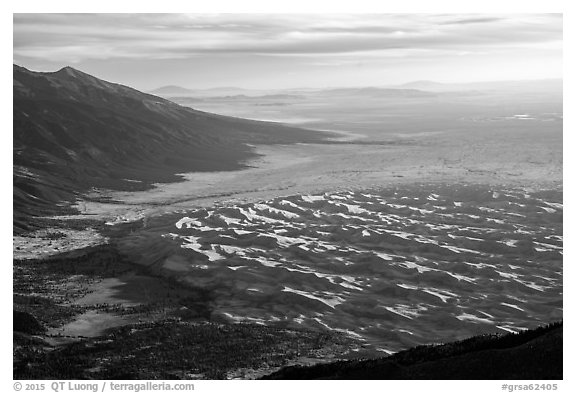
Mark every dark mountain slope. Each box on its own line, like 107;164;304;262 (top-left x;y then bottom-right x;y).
13;65;327;233
263;322;562;380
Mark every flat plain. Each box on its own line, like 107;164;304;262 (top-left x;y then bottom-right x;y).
14;80;563;379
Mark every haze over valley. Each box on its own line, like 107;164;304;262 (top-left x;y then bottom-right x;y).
13;13;562;380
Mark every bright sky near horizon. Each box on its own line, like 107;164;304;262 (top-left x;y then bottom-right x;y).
13;13;563;91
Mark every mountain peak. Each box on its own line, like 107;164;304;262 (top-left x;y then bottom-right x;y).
54;66;89;79
49;66;131;94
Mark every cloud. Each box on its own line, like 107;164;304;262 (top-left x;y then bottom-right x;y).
13;13;562;63
441;17;504;25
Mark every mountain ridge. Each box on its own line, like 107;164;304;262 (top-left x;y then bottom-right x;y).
263;322;562;379
13;65;327;233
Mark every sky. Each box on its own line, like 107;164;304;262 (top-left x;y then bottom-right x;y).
13;13;563;91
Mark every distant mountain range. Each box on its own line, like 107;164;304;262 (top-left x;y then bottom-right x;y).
395;79;563;93
397;80;450;90
150;85;436;99
150;79;562;99
148;85;197;95
149;85;259;97
13;65;326;233
317;87;436;98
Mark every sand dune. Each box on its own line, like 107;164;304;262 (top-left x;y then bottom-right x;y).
116;184;562;353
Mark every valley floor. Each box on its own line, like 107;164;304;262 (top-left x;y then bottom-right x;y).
13;123;562;380
67;125;561;225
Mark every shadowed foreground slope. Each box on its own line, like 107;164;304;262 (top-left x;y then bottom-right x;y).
263;322;562;379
